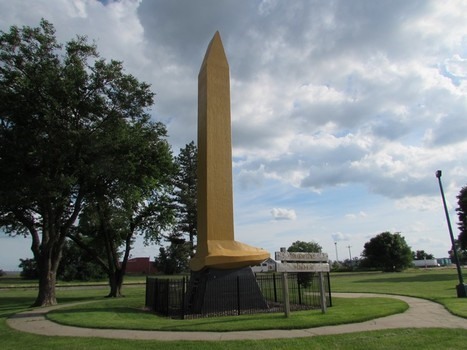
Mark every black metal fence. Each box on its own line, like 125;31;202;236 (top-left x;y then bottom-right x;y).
145;272;331;319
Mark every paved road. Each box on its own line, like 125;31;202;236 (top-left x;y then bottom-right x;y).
7;293;467;341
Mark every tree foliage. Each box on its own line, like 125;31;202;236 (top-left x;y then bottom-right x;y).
361;232;412;272
20;241;108;281
287;240;322;288
412;250;434;260
155;141;198;273
0;20;167;305
448;240;467;265
19;258;39;280
287;240;322;253
68;116;175;297
172;141;197;253
57;240;106;282
456;186;467;249
333;257;362;272
154;239;191;275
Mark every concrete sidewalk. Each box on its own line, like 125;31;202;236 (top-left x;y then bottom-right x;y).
6;293;467;341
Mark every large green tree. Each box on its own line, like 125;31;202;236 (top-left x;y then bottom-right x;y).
412;250;434;260
172;141;197;253
69;157;175;296
361;232;412;272
287;240;322;253
153;142;196;276
67;113;175;297
287;240;322;288
154;238;191;275
0;20;163;306
456;186;467;249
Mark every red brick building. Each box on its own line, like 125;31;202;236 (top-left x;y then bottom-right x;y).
125;257;157;275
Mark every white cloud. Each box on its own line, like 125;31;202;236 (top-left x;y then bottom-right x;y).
271;208;297;221
331;232;351;242
258;0;279;17
345;211;367;220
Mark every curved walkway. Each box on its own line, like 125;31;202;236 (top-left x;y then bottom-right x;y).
7;293;467;341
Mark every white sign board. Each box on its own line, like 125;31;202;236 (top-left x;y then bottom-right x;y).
276;262;330;273
274;249;330;315
275;252;328;262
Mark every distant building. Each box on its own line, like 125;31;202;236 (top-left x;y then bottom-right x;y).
125;257;157;275
413;259;440;267
437;257;452;266
252;258;277;273
413;258;453;267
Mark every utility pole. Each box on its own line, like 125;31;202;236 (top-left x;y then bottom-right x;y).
334;242;339;262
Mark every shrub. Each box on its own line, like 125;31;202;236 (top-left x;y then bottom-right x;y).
19;258;39;279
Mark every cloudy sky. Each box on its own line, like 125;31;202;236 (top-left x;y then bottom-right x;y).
1;0;467;270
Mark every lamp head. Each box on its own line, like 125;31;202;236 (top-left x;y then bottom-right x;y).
436;170;442;178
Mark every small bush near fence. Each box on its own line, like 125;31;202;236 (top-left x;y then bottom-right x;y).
145;272;331;319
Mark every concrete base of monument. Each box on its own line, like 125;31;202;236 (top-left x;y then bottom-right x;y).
184;267;269;315
189;239;270;272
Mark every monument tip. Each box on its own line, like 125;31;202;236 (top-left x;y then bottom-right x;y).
211;31;223;45
199;31;228;73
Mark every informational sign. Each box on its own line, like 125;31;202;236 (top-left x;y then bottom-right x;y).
275;251;328;263
276;262;330;272
275;248;329;315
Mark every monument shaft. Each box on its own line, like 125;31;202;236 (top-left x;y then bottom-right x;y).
197;31;235;243
189;32;269;272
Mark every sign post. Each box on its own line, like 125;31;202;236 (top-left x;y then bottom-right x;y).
275;248;330;315
282;272;291;317
318;272;327;314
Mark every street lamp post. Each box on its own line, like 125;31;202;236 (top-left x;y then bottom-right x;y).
347;245;352;268
436;170;467;298
334;242;339;263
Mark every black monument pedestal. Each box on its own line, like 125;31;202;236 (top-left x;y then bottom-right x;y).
185;267;269;315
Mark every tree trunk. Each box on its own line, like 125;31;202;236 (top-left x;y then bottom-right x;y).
32;251;60;307
33;269;57;307
107;268;124;298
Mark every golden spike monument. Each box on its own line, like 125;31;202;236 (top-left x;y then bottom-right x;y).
185;32;270;315
189;32;269;272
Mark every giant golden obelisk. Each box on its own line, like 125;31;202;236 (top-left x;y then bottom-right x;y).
189;32;269;272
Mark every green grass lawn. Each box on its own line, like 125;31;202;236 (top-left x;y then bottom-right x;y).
0;274;148;288
331;268;467;317
46;288;407;331
1;269;467;349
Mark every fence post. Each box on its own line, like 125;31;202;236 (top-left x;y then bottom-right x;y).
282;272;290;318
154;278;159;313
237;276;241;316
181;277;186;319
297;276;302;305
166;278;170;316
145;276;149;308
318;272;327;314
273;273;277;302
